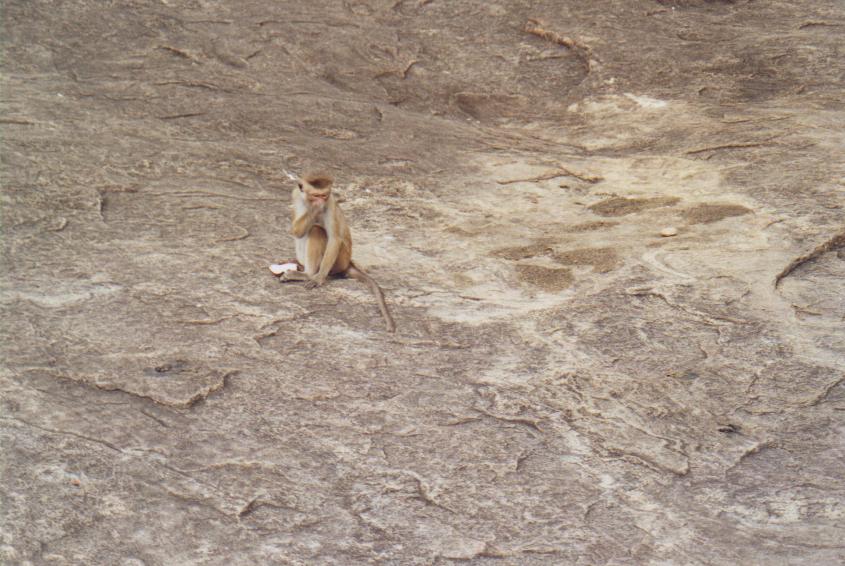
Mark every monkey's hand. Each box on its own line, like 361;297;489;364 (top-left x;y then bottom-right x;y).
309;198;327;211
290;209;317;238
305;275;326;289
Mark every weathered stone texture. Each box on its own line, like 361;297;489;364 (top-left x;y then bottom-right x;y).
2;1;844;564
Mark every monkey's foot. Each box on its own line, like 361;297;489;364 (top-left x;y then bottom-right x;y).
279;270;310;282
304;277;325;289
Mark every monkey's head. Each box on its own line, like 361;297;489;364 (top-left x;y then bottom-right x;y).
298;172;333;209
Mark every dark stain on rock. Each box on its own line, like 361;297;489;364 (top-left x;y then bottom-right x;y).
589;196;680;217
516;265;574;291
493;242;555;261
718;423;741;434
684;203;751;224
150;360;189;376
453;93;530;121
553;247;619;273
565;220;618;232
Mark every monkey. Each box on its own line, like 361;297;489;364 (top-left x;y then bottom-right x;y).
279;172;396;333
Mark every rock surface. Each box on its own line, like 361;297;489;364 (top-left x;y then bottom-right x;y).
2;1;844;564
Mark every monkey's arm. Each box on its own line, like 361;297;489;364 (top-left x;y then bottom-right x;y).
308;237;342;287
290;209;316;238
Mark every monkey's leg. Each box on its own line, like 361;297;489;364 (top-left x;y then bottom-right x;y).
331;241;352;275
305;225;328;276
307;237;343;288
279;270;310;282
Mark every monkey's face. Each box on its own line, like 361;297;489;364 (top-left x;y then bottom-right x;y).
299;175;333;209
301;184;330;208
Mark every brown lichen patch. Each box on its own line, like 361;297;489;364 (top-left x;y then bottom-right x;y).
516;265;574;291
492;242;554;261
565;220;618;232
589;196;680;217
553;247;619;273
445;225;478;237
684;203;752;224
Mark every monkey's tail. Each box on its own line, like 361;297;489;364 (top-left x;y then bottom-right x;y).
347;262;396;333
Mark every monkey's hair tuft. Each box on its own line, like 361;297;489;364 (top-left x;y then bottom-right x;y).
302;172;334;190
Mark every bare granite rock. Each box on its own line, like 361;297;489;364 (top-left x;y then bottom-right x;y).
2;1;844;564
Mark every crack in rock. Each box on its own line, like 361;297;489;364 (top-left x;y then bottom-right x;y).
775;228;845;288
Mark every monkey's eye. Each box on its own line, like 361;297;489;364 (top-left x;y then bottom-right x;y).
297;182;303;190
